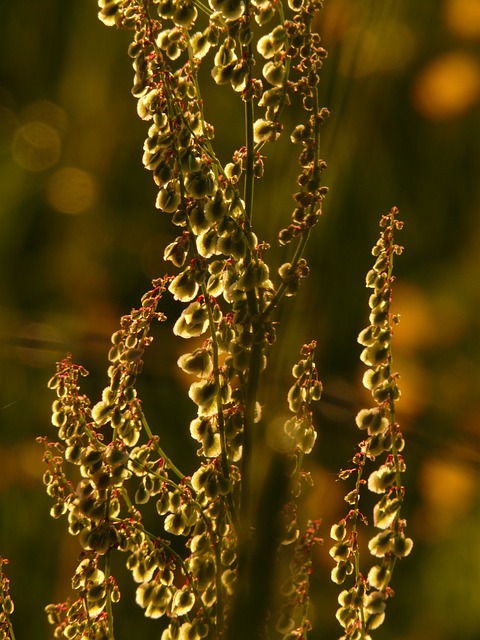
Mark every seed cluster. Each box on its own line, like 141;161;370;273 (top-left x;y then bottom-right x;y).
329;208;412;639
0;558;14;640
40;0;330;635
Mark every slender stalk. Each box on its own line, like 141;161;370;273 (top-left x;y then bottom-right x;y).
137;407;186;480
104;551;115;640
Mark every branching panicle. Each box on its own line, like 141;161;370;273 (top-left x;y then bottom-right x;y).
330;207;412;640
0;2;412;638
35;0;331;637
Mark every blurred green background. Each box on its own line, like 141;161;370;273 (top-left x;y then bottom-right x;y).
1;0;480;638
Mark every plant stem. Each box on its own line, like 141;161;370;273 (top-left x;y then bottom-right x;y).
137;407;186;480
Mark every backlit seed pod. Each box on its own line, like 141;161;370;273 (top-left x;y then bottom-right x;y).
360;343;389;367
263;61;286;86
205;191;227;223
330;521;347;541
197;228;219;258
156;492;170;515
217;231;246;259
329;541;350;561
255;6;276;25
156;188;181;213
368;564;391;590
65;443;82;463
135;483;151;505
190;31;211;59
390;533;413;558
368;530;393;557
253;119;278;144
372;380;399;403
154;161;174;188
188;205;209;234
189;379;219;416
185;171;215;198
290;123;311;144
168;269;199;302
192;556;216;590
173;301;209;338
366;611;386;631
164;511;186;535
257;35;276;59
367;465;397;494
363;366;388;391
369;308;389;327
209;0;245;20
172;587;195;616
172;2;197;27
331;563;349;585
355;408;388;434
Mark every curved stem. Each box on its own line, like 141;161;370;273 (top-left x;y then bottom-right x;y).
137;406;186;480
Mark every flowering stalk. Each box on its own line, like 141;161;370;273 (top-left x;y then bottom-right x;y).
0;558;16;640
330;207;413;640
0;1;413;638
37;0;329;637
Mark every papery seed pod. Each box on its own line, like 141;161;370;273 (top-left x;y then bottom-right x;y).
363;367;388;391
330;521;347;541
331;562;349;585
135;483;151;504
173;2;198;27
253;118;278;144
390;533;413;558
189;379;219;416
287;382;304;413
154;161;175;188
192;556;216;590
366;611;386;631
368;530;393;557
185;171;215;198
205;190;227;223
255;5;276;25
367;465;396;494
173;301;209;338
156;188;181;213
329;541;350;561
360;344;389;367
368;564;391;590
169;269;199;302
355;407;388;434
178;348;213;377
165;511;186;535
65;443;82;463
263;61;285;86
209;0;245;20
172;587;195;615
197;228;219;258
156;492;170;515
190;31;211;58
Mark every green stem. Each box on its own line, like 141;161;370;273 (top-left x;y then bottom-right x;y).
239;339;263;525
263;229;311;319
104;551;115;640
137;407;186;480
243;3;255;226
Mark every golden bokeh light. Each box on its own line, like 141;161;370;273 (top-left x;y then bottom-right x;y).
11;121;61;172
412;50;480;120
418;457;477;536
47;166;97;214
443;0;480;39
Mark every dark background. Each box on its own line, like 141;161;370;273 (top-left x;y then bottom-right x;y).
1;0;480;638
